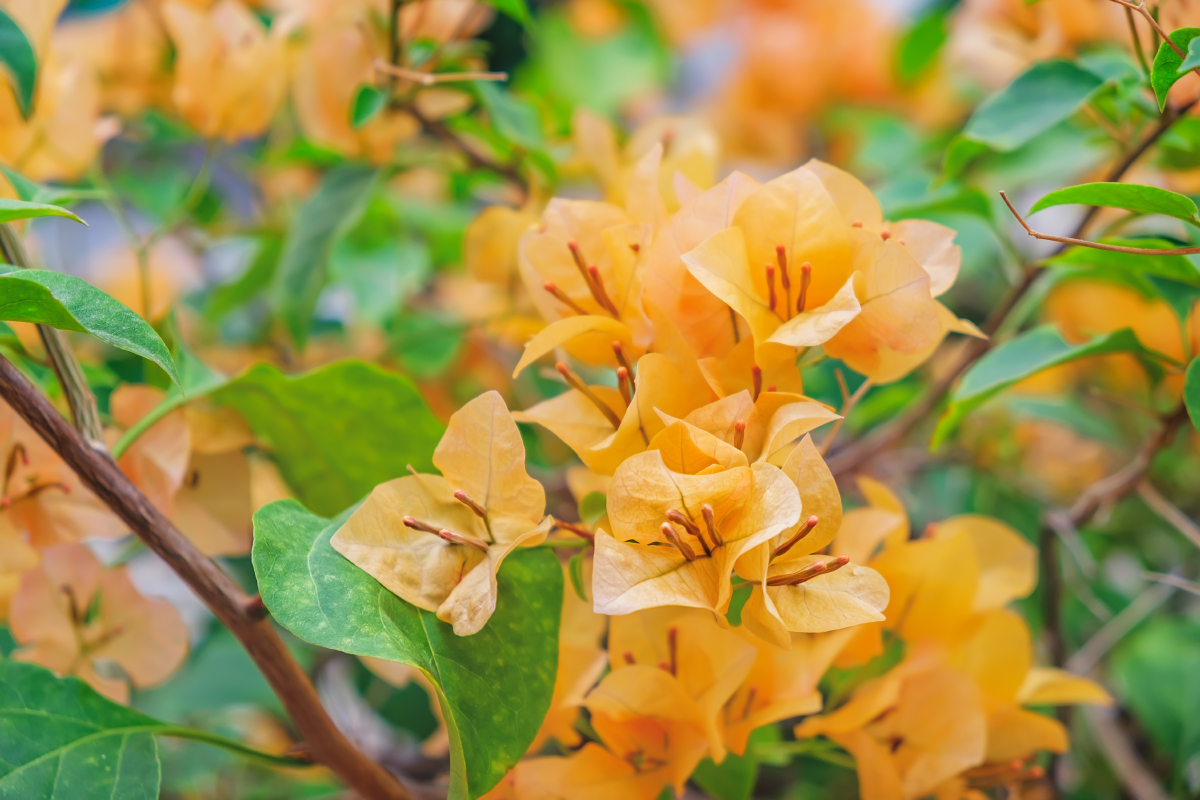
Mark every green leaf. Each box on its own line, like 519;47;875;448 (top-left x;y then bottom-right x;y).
214;361;444;516
0;9;37;119
1186;358;1200;436
0;660;307;800
1180;36;1200;73
0;166;98;207
885;184;997;229
252;500;562;800
934;326;1174;445
567;552;587;602
204;236;281;322
0;269;179;386
895;4;949;86
1152;28;1200;110
1048;237;1200;287
482;0;532;26
475;82;543;150
0;660;161;800
578;491;606;526
273;165;378;349
350;84;387;129
1110;618;1200;776
0;198;84;226
945;60;1107;176
691;726;779;800
1031;182;1199;223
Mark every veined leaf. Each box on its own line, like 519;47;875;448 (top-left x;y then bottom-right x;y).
934;326;1175;445
1048;238;1200;287
1152;28;1200;110
0;198;84;226
252;501;562;800
0;660;307;800
944;60;1107;176
0;268;179;386
1031;182;1199;224
0;166;103;207
1186;358;1200;436
273;165;378;349
214;361;444;516
0;10;36;119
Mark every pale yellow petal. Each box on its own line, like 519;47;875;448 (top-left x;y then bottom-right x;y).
984;706;1067;762
682;226;782;348
434;391;545;542
1017;668;1113;707
889;219;960;298
932;515;1036;611
513;315;636;377
804;159;884;233
767;273;862;348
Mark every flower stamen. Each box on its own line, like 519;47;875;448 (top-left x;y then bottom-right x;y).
403;516;491;553
587;265;620;317
766;555;849;586
733;420;746;451
666;509;710;555
611;340;632;374
797;262;812;314
543;281;588;315
660;522;697;561
773;515;819;558
701;504;723;547
766;264;777;311
453;489;488;519
556;362;623;429
776;245;791;316
616;366;632;407
751;365;763;401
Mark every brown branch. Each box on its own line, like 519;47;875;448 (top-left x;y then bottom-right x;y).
410;106;528;197
0;354;416;800
827;99;1199;478
0;224;105;447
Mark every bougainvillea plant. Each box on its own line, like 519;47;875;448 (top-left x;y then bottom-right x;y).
1;1;1199;799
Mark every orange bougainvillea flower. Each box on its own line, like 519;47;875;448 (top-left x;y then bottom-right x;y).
591;442;800;617
110;385;258;556
678;160;980;385
735;436;889;648
1;399;122;556
723;626;858;756
333;391;552;635
10;543;189;703
572;110;720;212
515;147;671;373
527;557;608;752
162;0;290;142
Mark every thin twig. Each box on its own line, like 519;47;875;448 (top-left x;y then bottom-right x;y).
374;59;507;86
1137;480;1200;551
827;99;1199;478
0;354;416;800
1065;577;1176;674
1126;7;1152;76
1086;706;1170;800
0;225;104;447
1142;571;1200;596
1001;191;1200;256
819;378;870;456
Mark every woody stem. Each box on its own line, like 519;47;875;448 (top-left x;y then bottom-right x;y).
0;353;416;800
0;225;105;448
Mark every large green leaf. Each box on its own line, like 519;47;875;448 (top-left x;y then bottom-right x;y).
0;268;179;386
895;3;949;86
252;501;562;800
0;660;161;800
691;727;779;800
1186;358;1200;436
1048;238;1200;287
0;660;305;800
1152;28;1200;110
273;165;378;348
1030;182;1199;224
934;326;1174;445
214;361;444;516
0;9;36;119
944;60;1107;176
